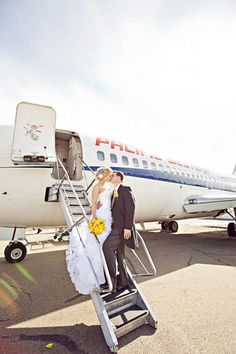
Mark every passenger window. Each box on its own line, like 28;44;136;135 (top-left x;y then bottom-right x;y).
132;158;139;167
122;156;129;165
159;164;164;172
151;162;156;170
142;160;148;169
110;153;117;163
97;151;105;161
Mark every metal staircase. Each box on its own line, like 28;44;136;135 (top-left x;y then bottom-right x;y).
51;158;157;352
91;266;157;352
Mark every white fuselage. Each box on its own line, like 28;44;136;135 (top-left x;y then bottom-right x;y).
1;125;236;228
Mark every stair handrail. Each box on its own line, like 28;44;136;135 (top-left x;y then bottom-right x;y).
56;157;113;293
129;230;156;277
80;158;96;193
81;158;96;177
57;158;89;222
85;179;96;193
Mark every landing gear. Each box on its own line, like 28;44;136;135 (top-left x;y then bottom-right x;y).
161;221;178;233
169;220;178;233
4;241;27;263
139;222;146;231
161;221;169;231
227;222;236;237
225;209;236;237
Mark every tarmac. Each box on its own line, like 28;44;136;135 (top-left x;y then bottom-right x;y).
0;218;236;354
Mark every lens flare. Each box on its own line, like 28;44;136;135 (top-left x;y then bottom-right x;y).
0;278;17;300
2;272;21;289
15;263;37;284
0;287;18;315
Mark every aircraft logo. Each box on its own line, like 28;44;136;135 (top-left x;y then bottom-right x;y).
24;123;44;140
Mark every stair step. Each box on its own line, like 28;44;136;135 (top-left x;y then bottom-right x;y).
103;288;138;316
73;215;89;223
54;183;85;192
110;305;149;338
64;185;84;192
70;205;91;215
63;191;86;199
69;199;90;207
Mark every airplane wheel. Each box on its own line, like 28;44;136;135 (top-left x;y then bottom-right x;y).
227;222;236;237
169;220;178;233
4;241;27;263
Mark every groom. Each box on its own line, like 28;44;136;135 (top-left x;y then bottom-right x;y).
102;171;135;292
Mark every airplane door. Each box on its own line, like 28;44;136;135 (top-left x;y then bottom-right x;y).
11;102;56;163
68;136;83;180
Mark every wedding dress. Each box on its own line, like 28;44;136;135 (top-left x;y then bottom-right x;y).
66;183;112;294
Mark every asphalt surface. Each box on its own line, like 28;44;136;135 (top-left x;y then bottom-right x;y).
0;219;236;354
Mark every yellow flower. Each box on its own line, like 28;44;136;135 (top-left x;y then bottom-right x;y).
89;218;106;237
44;343;54;349
113;190;119;199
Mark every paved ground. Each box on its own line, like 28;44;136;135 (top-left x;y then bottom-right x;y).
0;219;236;354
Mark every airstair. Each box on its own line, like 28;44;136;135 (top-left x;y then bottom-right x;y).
51;159;158;352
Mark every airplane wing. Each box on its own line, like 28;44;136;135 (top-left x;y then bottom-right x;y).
184;194;236;214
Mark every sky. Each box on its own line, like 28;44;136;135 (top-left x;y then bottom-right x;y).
1;0;236;174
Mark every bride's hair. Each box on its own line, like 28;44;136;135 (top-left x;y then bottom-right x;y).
95;166;113;180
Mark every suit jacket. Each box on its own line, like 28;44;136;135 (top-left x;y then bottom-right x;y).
111;185;137;249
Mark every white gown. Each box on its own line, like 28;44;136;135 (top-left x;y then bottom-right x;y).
66;183;112;294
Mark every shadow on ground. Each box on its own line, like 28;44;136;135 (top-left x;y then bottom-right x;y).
0;227;235;353
1;322;156;354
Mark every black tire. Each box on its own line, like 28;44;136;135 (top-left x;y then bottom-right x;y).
227;222;236;237
169;220;178;233
4;242;27;263
161;221;169;230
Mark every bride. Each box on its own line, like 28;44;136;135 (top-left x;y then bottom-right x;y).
66;166;113;294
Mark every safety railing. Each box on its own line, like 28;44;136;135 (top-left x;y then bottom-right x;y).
128;229;156;277
80;158;96;193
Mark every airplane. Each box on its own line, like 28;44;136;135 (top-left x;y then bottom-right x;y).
1;101;236;264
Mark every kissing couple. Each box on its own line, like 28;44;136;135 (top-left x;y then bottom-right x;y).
66;166;135;294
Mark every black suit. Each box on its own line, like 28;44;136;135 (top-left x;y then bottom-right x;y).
103;184;135;289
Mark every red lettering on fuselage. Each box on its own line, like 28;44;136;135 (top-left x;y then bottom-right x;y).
96;137;109;146
111;141;124;151
95;137;162;160
124;144;135;154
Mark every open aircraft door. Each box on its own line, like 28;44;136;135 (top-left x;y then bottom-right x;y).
11;102;57;164
68;136;83;180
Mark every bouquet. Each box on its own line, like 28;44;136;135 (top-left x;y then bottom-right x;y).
89;218;106;237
